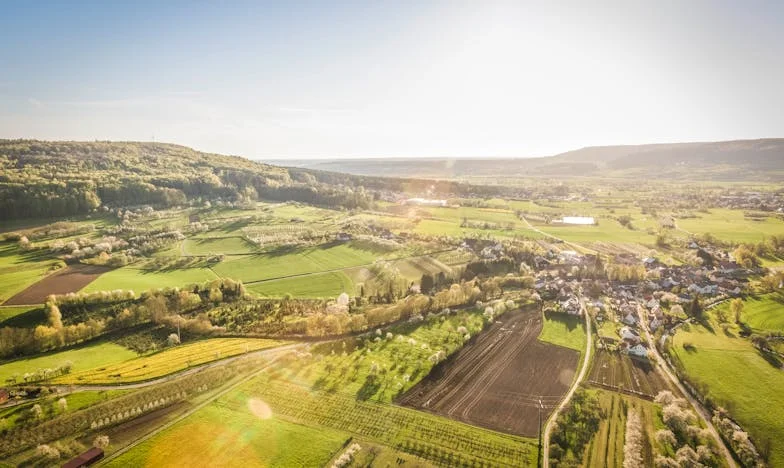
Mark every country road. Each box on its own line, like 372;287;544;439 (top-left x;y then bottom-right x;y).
636;306;737;467
542;295;592;468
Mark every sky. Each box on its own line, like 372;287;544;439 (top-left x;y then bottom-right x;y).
1;0;783;159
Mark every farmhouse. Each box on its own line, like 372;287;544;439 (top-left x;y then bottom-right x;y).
619;326;641;344
560;216;596;225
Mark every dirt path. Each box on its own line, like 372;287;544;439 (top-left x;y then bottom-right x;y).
636;306;737;467
542;297;592;468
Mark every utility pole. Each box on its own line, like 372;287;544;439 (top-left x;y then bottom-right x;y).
538;398;543;468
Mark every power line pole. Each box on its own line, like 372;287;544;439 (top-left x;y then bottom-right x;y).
538;398;543;468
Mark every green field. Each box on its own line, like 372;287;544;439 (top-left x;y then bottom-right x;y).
54;338;288;384
0;389;129;430
676;209;784;243
232;374;538;467
539;311;587;353
106;401;349;468
81;266;219;293
0;243;60;304
669;320;784;466
734;294;784;332
0;341;137;384
246;271;354;298
211;243;379;283
0;305;41;325
183;236;257;255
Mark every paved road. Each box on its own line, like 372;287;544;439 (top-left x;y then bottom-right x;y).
542;296;592;468
636;306;737;467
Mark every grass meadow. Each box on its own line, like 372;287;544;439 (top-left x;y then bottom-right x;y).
0;341;137;384
668;318;784;466
81;266;219;293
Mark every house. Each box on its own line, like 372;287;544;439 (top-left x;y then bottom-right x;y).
62;447;104;468
623;312;638;326
626;343;649;358
650;317;662;332
560;296;582;315
619;326;640;343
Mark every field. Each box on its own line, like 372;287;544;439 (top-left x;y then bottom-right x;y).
280;309;488;403
587;350;674;399
732;294;784;333
106;400;349;468
53;338;288;384
669;319;784;466
675;208;784;243
538;311;587;353
0;341;137;384
246;271;354;298
211;243;380;284
0;305;41;324
399;306;579;437
234;374;538;466
182;236;258;255
3;264;111;305
0;243;61;304
582;390;665;468
81;265;219;293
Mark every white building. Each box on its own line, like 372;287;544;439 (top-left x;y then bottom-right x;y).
561;216;596;225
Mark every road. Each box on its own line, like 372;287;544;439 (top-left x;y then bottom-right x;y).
542;296;592;468
636;306;737;467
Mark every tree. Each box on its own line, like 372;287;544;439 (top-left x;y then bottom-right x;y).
166;333;181;347
93;435;110;449
420;274;434;295
669;304;684;318
714;307;727;324
623;409;643;468
688;296;702;319
57;397;68;412
730;298;744;323
47;304;63;330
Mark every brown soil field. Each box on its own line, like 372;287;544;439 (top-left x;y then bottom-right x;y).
3;264;112;305
587;350;674;399
398;306;579;437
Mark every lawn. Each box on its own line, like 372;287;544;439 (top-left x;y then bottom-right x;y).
106;402;349;468
212;243;379;283
54;338;288;384
279;309;487;403
539;311;587;353
668;320;784;466
0;342;137;384
531;220;656;245
80;266;219;293
182;236;257;255
246;271;354;298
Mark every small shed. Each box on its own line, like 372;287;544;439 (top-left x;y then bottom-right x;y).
62;447;104;468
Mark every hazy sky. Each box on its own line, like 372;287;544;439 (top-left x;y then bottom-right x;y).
1;1;782;159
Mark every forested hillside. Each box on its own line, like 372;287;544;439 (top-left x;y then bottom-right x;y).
0;140;373;219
